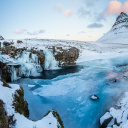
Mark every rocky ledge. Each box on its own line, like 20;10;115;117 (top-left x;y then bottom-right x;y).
0;38;79;82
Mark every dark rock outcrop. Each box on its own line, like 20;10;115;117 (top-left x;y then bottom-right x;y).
0;46;24;58
36;50;45;67
54;47;79;66
0;100;8;128
0;78;11;88
44;109;64;128
13;86;29;118
3;41;11;47
17;40;23;43
100;112;113;128
0;61;11;82
28;49;45;67
0;35;4;40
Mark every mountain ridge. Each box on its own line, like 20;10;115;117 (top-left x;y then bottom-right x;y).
97;12;128;43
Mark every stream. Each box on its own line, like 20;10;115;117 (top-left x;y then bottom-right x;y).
11;56;128;128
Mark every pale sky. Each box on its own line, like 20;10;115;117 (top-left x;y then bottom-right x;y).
0;0;128;41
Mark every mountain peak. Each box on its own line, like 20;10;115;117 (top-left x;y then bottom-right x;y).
113;12;128;27
97;12;128;43
0;35;4;40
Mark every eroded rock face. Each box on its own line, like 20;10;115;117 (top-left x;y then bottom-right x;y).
0;46;24;58
0;61;11;82
0;100;8;128
44;109;64;128
54;47;79;66
28;49;45;67
13;86;29;118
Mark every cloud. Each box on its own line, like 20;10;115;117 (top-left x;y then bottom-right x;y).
77;7;90;17
104;0;128;16
57;4;62;11
14;29;26;34
27;29;45;36
87;23;103;28
64;10;72;16
83;0;100;6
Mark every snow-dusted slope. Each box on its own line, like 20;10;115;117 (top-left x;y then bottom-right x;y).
97;12;128;44
0;80;63;128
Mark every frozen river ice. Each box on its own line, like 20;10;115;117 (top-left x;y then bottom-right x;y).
11;56;128;128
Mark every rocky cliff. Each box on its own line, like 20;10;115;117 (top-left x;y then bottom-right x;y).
0;39;79;82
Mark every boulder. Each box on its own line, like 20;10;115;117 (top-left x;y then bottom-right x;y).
17;40;23;43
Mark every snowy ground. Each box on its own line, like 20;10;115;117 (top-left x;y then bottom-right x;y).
100;92;128;128
2;39;128;64
0;80;61;128
1;38;128;128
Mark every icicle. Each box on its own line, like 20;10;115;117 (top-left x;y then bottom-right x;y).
11;66;17;82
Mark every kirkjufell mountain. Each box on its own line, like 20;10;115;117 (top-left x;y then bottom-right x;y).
0;35;4;40
98;12;128;43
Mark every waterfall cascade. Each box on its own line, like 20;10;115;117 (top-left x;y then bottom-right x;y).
1;49;59;81
10;66;17;81
43;49;59;70
16;51;42;77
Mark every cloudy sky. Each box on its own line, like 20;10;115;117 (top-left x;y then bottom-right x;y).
0;0;128;41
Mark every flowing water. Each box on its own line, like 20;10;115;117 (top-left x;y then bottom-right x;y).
11;56;128;128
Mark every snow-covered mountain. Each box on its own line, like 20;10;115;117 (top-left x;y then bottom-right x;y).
0;35;4;40
97;12;128;44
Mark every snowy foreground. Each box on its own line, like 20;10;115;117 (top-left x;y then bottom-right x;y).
0;80;62;128
100;92;128;128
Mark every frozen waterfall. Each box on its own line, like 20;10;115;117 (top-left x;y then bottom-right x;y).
43;49;59;70
16;51;42;77
10;66;19;81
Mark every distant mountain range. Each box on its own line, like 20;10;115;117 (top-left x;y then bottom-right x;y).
98;12;128;44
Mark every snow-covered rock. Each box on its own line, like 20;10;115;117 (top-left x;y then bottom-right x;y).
100;112;113;128
98;12;128;44
90;95;99;100
0;79;64;128
100;92;128;128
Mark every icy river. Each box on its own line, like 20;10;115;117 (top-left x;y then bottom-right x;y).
11;56;128;128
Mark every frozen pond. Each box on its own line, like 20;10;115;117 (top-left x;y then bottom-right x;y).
11;56;128;128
